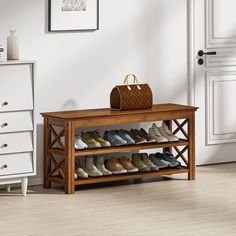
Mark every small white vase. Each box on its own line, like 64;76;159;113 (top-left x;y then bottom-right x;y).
0;44;5;62
7;30;19;60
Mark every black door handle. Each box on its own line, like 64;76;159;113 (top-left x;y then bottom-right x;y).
198;50;217;57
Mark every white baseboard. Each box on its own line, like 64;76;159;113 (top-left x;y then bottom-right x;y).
28;176;43;186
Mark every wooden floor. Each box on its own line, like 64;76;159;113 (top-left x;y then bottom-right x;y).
1;163;236;236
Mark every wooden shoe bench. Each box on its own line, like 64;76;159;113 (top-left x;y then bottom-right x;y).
41;103;198;194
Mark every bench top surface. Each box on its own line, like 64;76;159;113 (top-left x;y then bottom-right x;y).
41;103;198;120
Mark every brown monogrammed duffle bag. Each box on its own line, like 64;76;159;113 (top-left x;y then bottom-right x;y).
110;74;153;111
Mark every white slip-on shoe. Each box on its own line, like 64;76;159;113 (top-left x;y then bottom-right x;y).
96;156;112;176
75;160;88;178
75;135;88;150
85;156;103;177
53;135;88;150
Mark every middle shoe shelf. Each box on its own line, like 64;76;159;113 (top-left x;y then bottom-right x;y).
51;121;186;156
50;139;188;157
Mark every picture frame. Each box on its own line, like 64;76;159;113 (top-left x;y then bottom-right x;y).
48;0;99;32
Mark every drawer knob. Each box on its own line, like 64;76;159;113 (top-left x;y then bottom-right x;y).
1;143;8;148
2;101;8;107
1;123;8;128
1;164;7;170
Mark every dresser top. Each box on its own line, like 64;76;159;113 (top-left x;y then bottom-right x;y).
0;60;36;65
41;103;198;120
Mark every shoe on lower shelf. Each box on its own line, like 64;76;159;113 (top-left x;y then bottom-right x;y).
85;156;103;177
105;158;127;174
118;156;139;173
81;132;101;149
149;153;171;168
162;152;181;167
61;162;78;179
140;153;159;171
132;153;150;172
96;156;112;176
75;160;88;178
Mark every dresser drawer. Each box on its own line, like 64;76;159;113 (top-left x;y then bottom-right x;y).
0;64;33;112
0;132;33;154
0;111;33;133
0;152;33;176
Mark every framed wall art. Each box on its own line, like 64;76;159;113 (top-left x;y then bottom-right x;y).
49;0;99;32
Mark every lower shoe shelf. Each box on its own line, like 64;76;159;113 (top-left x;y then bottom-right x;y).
74;166;189;186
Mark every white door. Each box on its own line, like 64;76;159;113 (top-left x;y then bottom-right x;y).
193;0;236;165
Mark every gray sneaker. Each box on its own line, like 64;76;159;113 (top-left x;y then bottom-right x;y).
149;153;171;168
140;153;159;171
103;131;127;146
132;153;150;172
162;152;181;167
117;130;135;145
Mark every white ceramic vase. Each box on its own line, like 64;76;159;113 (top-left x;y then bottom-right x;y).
0;44;5;62
7;30;19;60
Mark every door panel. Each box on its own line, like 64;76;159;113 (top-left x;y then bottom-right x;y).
206;0;236;48
206;71;236;144
194;0;236;164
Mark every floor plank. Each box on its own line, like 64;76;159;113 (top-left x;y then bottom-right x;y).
1;163;236;236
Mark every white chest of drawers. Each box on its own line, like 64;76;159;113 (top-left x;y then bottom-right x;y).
0;61;36;195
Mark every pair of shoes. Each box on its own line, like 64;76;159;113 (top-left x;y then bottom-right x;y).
150;152;181;168
103;130;128;146
103;128;156;147
149;153;171;168
117;130;135;145
129;129;156;144
161;152;181;167
105;157;138;174
85;156;112;177
81;131;111;149
132;153;159;172
149;122;179;142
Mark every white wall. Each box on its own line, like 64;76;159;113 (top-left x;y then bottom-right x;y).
0;0;188;185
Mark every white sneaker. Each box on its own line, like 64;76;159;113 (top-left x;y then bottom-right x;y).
159;122;179;142
96;156;112;176
75;160;88;178
53;135;88;150
61;162;78;179
149;127;168;143
85;156;102;177
75;135;88;150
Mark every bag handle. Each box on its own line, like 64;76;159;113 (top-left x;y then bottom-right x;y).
123;74;141;90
